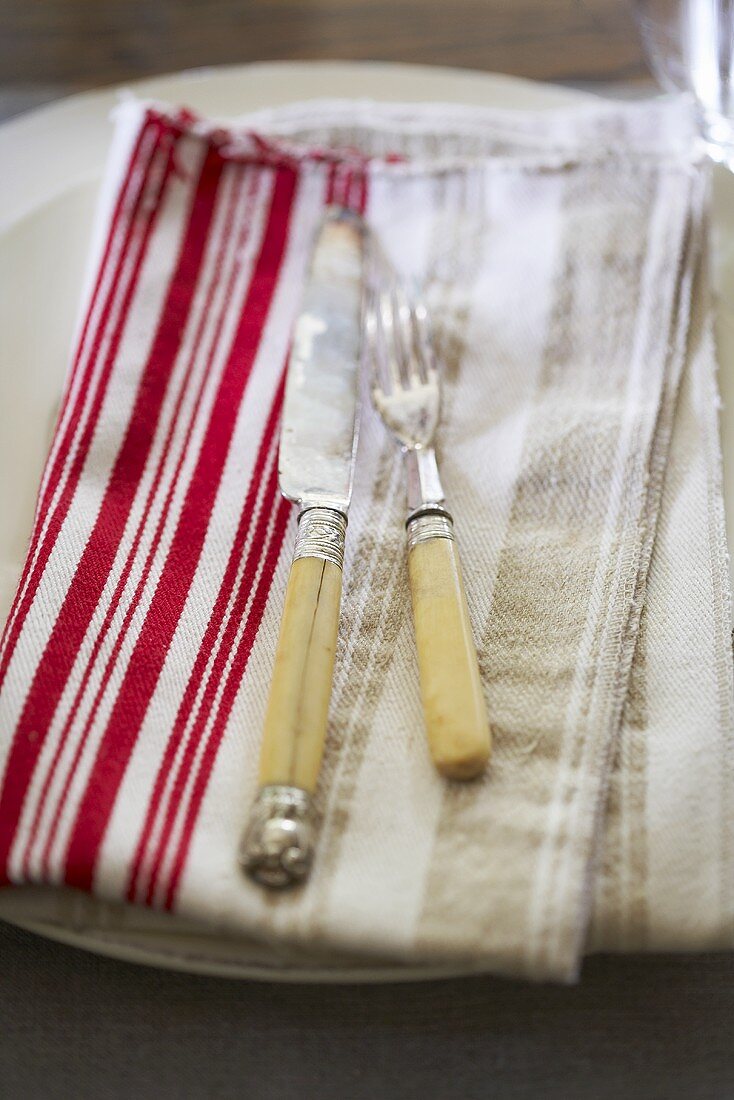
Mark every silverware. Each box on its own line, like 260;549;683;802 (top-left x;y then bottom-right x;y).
365;237;491;779
240;207;366;887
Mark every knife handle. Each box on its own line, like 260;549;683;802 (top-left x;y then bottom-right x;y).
406;510;491;780
240;507;346;888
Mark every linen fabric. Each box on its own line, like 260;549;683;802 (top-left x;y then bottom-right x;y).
0;95;731;980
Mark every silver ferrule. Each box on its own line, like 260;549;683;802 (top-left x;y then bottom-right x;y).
404;445;453;548
239;785;316;888
407;508;455;549
293;507;347;570
404;446;445;515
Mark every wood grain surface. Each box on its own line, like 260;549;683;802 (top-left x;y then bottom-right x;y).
3;0;648;97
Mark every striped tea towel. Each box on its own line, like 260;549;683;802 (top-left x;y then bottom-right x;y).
0;94;732;982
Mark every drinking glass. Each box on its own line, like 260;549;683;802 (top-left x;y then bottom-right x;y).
636;0;734;166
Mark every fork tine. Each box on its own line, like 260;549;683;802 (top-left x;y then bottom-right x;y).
366;230;438;396
363;251;385;392
379;286;404;392
392;279;421;389
382;236;434;389
411;295;436;384
365;245;398;397
366;233;407;392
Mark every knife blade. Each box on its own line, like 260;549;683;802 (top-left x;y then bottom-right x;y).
239;206;365;888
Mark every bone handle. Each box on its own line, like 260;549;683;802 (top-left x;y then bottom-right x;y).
240;508;345;888
407;513;491;780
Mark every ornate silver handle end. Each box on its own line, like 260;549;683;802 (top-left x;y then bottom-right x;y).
239;785;316;889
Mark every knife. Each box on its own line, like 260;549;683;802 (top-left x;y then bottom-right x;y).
239;206;365;889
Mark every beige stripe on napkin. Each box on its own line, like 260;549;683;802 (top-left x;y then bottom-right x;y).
414;156;700;978
592;249;734;954
166;100;734;981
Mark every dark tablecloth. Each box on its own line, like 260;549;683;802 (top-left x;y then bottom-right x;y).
2;919;732;1099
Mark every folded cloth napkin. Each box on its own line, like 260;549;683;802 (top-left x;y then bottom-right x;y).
0;93;732;982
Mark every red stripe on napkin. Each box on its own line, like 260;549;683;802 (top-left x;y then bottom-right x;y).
127;380;284;905
160;165;370;910
0;102;370;907
164;489;292;909
0;115;168;693
64;165;299;891
26;165;262;882
0;119;193;882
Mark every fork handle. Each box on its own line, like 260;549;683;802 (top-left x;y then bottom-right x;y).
407;511;491;780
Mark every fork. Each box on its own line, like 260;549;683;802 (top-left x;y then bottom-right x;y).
365;237;491;780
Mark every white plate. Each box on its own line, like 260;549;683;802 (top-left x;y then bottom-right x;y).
1;62;733;981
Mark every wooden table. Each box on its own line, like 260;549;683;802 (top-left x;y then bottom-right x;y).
3;0;650;118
